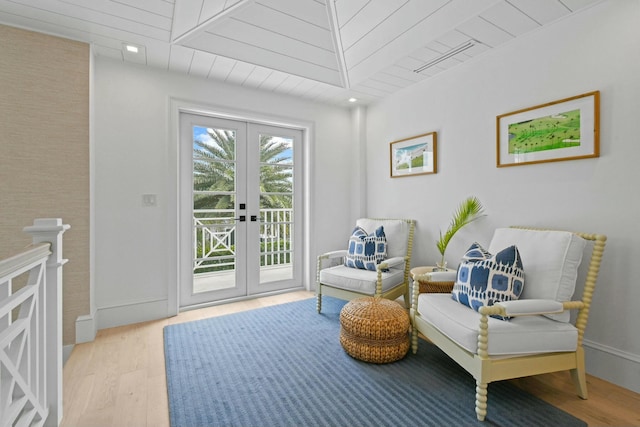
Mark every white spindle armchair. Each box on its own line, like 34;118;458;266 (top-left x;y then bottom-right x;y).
410;226;606;421
316;218;415;312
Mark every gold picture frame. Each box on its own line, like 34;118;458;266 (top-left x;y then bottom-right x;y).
496;91;600;167
390;132;437;178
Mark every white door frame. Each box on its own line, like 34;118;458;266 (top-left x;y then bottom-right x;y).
167;98;314;315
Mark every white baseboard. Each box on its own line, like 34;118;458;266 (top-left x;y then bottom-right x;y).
63;344;74;365
584;339;640;394
96;298;168;330
76;310;97;343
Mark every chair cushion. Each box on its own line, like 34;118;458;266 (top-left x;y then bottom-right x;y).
356;219;409;259
319;264;405;295
419;294;578;356
451;243;525;319
344;226;387;271
488;228;586;322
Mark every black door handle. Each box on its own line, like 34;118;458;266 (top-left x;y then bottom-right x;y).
235;215;246;222
251;215;258;222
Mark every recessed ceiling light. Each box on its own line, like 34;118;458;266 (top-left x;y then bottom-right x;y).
122;43;147;65
348;97;357;103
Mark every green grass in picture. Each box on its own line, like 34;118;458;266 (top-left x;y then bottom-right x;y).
397;154;424;170
508;109;581;154
395;143;426;170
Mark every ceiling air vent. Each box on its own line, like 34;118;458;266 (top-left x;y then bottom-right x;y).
413;39;478;74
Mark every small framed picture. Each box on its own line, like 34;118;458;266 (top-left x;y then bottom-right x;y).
497;91;600;167
390;132;437;178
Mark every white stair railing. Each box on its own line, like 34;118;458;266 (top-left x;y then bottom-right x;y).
0;219;69;427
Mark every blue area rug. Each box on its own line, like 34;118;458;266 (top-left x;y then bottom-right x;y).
164;297;586;427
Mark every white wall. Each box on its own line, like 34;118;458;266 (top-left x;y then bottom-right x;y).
93;57;355;327
366;0;640;392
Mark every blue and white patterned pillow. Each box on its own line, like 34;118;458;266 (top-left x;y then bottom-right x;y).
451;242;525;319
344;226;387;271
461;241;492;261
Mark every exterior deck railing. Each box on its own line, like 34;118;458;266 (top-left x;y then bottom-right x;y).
193;208;293;275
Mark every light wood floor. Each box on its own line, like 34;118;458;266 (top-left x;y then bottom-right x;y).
61;290;640;427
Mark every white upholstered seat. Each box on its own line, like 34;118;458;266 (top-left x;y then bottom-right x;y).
319;264;406;295
418;293;578;356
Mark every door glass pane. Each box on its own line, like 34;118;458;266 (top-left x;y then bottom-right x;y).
259;134;293;283
193;126;237;294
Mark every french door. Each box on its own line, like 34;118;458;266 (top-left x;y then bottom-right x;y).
179;113;302;308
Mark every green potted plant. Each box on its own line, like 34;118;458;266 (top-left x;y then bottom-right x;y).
435;196;485;271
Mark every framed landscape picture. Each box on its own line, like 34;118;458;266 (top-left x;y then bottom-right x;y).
390;132;437;178
496;91;600;167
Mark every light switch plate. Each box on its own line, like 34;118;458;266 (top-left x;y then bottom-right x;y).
142;194;157;207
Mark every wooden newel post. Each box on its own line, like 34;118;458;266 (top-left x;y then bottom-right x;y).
24;218;70;427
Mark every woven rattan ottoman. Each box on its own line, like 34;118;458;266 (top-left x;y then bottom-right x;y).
339;297;410;363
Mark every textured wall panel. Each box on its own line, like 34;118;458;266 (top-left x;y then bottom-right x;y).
0;24;89;345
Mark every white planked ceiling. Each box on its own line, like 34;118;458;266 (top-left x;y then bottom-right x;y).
0;0;603;106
